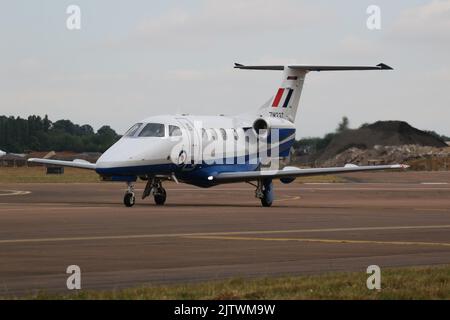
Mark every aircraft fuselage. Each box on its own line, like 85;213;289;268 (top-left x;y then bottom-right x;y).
95;114;296;187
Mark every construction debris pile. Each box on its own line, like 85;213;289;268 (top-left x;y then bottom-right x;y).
321;144;450;170
296;121;450;170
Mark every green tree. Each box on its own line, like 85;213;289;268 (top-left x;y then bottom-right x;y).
336;116;350;133
0;115;120;153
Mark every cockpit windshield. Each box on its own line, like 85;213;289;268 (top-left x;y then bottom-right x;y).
138;123;165;137
124;123;143;137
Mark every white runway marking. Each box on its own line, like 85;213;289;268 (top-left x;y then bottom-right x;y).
421;182;449;185
186;235;450;247
303;183;335;185
1;224;450;245
275;196;301;202
0;190;31;197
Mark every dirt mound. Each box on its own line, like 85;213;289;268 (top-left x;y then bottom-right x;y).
321;144;450;168
316;121;447;162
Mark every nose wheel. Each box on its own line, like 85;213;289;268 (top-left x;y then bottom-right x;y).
123;182;136;207
124;192;136;207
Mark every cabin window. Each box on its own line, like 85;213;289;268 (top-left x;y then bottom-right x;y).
220;128;227;140
169;125;182;137
201;128;209;141
138;123;165;137
124;123;143;137
209;129;217;140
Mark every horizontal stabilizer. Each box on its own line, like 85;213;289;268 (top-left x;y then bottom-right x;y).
234;63;393;72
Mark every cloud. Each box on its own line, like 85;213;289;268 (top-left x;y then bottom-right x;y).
2;1;449;138
166;68;208;81
127;0;329;49
17;58;43;73
390;0;450;44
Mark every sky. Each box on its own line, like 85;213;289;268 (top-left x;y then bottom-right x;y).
0;0;449;138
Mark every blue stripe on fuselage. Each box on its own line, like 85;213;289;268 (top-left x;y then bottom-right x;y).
96;162;258;187
96;128;296;186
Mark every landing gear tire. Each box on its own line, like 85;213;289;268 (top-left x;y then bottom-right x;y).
255;179;274;207
154;188;167;205
261;196;272;207
143;178;168;205
124;192;135;207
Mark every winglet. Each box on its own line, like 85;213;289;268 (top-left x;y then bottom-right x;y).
389;164;410;169
234;63;284;70
377;63;393;70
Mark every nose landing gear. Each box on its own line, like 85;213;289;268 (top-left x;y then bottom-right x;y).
123;182;136;207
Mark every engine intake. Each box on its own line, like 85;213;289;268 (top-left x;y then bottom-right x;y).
253;118;269;136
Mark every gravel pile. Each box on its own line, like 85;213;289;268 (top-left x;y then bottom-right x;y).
316;121;447;165
321;144;450;167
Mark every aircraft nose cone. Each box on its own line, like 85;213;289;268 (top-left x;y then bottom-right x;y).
95;138;131;170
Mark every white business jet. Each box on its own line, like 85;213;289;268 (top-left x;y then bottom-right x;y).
29;63;408;207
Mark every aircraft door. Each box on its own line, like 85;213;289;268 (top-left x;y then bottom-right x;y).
175;118;201;166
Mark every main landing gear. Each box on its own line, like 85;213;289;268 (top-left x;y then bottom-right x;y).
142;177;167;206
253;179;274;207
123;178;167;207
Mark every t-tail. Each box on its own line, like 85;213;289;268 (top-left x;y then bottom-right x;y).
235;63;393;123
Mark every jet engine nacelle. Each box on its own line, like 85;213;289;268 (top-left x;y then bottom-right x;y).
279;166;298;184
252;117;294;137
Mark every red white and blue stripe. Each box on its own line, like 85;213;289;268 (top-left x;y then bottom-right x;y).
272;88;294;108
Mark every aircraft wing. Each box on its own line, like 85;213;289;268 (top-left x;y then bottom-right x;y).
210;164;408;183
27;158;96;170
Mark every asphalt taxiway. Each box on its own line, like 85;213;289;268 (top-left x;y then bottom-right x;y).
0;171;449;295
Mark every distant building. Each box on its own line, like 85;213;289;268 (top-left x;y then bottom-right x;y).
0;154;27;167
1;151;102;167
27;151;101;162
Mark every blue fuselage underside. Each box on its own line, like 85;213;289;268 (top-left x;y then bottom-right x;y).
96;162;259;187
96;132;295;187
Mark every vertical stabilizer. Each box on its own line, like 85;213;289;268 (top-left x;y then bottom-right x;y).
234;63;392;123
